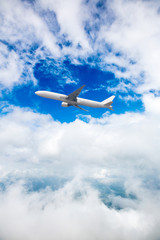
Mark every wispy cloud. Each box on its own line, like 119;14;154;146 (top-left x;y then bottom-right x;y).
1;0;160;94
0;42;23;88
99;0;160;93
0;0;59;89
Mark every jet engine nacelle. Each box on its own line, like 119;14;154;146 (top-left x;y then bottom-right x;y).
61;102;69;107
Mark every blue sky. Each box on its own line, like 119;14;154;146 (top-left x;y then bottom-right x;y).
1;45;144;122
1;0;160;239
2;57;143;122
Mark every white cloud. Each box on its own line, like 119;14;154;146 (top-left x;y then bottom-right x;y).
1;0;160;94
0;0;59;55
0;43;23;88
0;105;62;165
99;0;160;93
39;0;91;51
143;93;160;115
0;0;61;89
0;0;93;90
0;98;160;180
0;95;160;238
0;178;160;240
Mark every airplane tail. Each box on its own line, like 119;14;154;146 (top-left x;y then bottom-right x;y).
102;95;115;110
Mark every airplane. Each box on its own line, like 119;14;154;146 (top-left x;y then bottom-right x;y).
35;85;115;111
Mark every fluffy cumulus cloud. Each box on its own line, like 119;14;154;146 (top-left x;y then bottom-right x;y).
0;98;160;239
0;179;160;240
0;98;160;172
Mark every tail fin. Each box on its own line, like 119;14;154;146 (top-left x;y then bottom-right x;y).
102;95;115;110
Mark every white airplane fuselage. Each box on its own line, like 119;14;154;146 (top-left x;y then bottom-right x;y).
35;85;115;111
35;91;107;108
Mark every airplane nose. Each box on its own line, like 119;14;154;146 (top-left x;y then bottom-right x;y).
35;91;45;97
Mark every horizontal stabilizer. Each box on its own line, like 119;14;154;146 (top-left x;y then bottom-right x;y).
106;105;113;111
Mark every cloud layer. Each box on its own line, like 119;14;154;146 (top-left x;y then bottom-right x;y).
0;177;160;240
0;93;160;239
1;94;160;173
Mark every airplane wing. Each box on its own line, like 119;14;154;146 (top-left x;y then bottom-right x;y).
73;105;88;111
67;85;85;101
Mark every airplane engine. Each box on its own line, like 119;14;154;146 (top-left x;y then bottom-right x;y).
61;102;69;107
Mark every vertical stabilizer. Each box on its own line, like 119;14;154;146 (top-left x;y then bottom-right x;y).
102;95;115;110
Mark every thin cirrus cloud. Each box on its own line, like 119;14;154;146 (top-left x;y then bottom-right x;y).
0;0;59;89
98;0;160;93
